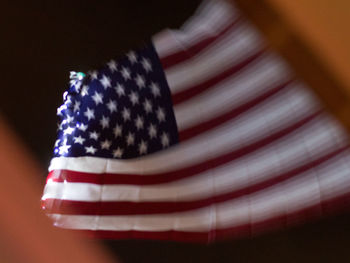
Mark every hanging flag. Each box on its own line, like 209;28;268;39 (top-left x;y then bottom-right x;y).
41;0;350;243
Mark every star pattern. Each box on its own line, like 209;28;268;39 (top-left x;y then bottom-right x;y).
150;82;161;97
54;44;178;159
113;147;123;158
121;67;131;80
73;101;81;112
81;85;89;96
148;123;157;139
92;91;103;105
100;116;110;129
143;99;153;114
122;107;131;122
135;74;146;89
100;75;111;89
84;108;95;121
107;60;118;72
101;139;112;150
89;131;99;140
138;140;148;155
141;57;152;72
115;84;125;97
74;136;85;144
127;51;138;64
129;91;139;106
85;146;97;154
156;107;166;122
113;124;122;138
134;115;144;130
106;100;117;113
89;70;98;80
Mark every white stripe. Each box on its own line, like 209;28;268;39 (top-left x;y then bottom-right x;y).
153;0;236;58
47;150;350;232
174;53;291;130
43;116;344;202
162;21;263;93
49;83;327;174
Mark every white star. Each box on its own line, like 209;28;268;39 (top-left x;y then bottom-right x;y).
161;132;170;148
92;91;103;105
113;147;124;158
100;75;111;89
141;57;152;72
114;83;125;97
156;107;166;122
59;144;71;155
66;115;74;123
58;120;65;131
73;101;81;112
101;139;112;150
126;132;135;146
134;115;144;130
57;107;64;117
85;146;97;154
73;136;85;145
113;124;123;138
127;51;138;64
106;100;117;113
143;99;153;114
135;74;146;89
84;108;95;121
107;59;117;72
100;116;110;129
150;82;161;97
63;126;75;135
89;70;98;80
138;140;148;155
89;131;100;140
122;107;131;122
129;91;139;106
81;85;89;96
72;80;82;92
61;138;68;146
57;121;64;131
148;124;157;139
121;67;131;80
77;123;88;131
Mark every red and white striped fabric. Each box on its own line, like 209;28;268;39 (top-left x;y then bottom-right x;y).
42;0;350;243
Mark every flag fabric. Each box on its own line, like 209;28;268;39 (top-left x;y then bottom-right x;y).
41;0;350;243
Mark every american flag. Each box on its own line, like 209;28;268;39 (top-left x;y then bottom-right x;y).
42;0;350;243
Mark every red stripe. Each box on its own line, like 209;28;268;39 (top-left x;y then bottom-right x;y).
47;111;321;185
160;17;242;69
56;191;350;243
42;145;348;215
172;49;266;105
178;79;293;141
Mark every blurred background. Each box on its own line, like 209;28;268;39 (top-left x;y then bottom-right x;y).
2;0;350;262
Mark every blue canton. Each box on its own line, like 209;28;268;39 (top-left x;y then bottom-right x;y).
54;43;179;159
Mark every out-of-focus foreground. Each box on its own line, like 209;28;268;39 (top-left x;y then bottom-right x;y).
235;0;350;130
0;115;115;263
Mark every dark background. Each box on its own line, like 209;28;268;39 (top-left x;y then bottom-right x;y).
2;1;350;262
